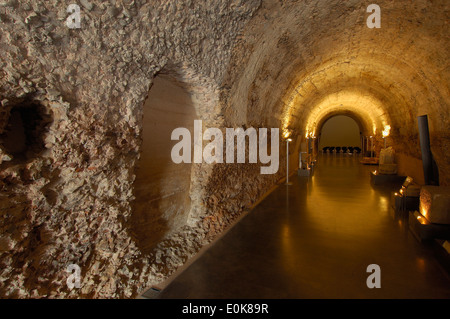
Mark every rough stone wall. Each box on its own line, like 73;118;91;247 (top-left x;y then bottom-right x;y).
0;0;448;299
0;0;263;298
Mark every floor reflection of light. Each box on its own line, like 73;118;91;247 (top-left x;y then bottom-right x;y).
416;258;426;272
282;223;290;239
379;196;388;211
281;223;297;274
304;156;385;239
369;187;375;200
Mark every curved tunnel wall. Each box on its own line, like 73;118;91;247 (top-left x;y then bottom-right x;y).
0;0;448;299
224;0;449;185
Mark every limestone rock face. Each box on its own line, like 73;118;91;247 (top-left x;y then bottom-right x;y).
0;0;448;298
0;0;263;298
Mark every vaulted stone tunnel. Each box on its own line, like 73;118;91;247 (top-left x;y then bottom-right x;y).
0;0;448;298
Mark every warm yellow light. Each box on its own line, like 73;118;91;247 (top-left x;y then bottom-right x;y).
283;131;291;139
382;125;391;138
416;257;426;270
287;138;292;142
414;211;429;225
420;207;429;220
417;215;428;225
299;89;389;141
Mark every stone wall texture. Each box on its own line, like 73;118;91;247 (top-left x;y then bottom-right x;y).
0;0;448;298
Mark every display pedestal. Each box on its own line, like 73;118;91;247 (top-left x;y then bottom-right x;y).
409;211;450;242
370;171;406;185
391;192;420;211
360;157;379;165
298;168;312;177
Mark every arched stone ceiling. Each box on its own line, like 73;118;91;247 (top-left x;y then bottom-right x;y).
225;0;448;129
301;89;387;137
223;0;449;182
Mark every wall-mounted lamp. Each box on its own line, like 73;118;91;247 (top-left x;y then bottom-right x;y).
286;138;292;185
382;125;391;148
370;136;374;158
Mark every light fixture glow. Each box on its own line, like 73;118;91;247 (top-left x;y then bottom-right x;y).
417;215;428;225
382;125;391;138
420;207;430;221
286;136;292;185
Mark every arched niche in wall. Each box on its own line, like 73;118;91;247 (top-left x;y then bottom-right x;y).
130;73;197;254
0;97;53;165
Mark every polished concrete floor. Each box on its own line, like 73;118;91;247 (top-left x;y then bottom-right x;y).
156;155;450;299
